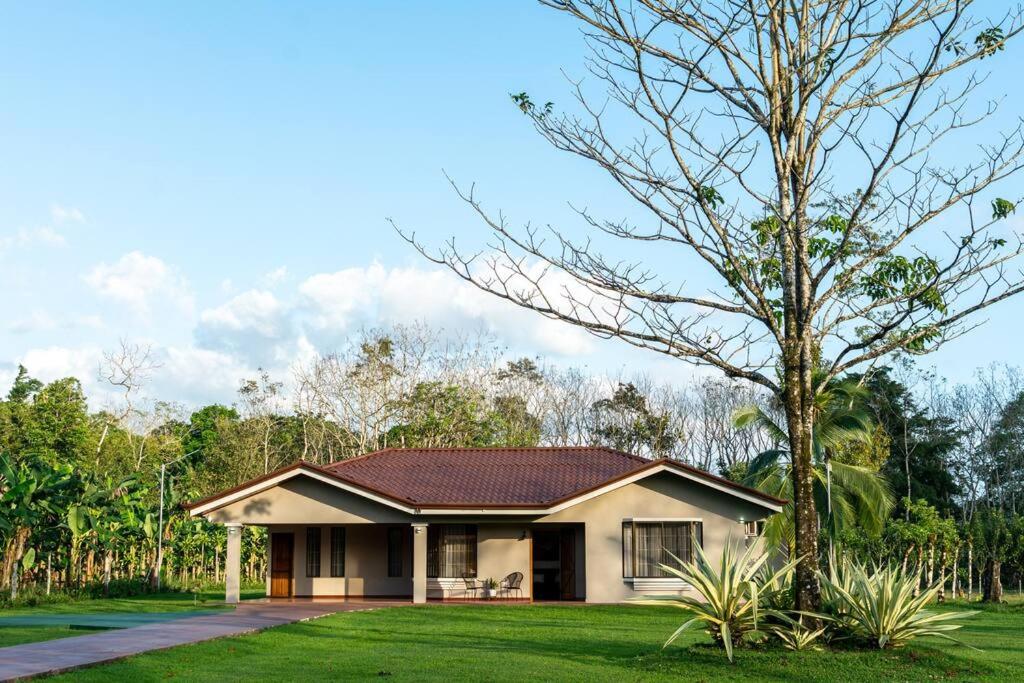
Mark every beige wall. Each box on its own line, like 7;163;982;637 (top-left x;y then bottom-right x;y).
206;476;414;526
270;523;413;597
539;471;773;603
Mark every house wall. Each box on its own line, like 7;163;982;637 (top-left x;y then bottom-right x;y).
206;476;414;526
269;523;413;598
459;523;532;600
539;471;773;603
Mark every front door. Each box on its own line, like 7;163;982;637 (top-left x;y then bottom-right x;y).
270;532;294;598
559;528;576;600
532;530;559;600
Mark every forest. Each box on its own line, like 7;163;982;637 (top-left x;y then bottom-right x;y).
1;323;1023;604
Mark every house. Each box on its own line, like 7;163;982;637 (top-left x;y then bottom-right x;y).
186;447;784;604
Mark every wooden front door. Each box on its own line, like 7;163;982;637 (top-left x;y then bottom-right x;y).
559;528;576;600
270;532;294;597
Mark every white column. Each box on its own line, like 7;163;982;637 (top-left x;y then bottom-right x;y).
412;523;428;604
225;523;243;604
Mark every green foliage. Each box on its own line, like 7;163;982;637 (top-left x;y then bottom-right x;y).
590;383;678;458
991;198;1016;219
510;92;553;118
699;186;724;209
634;539;799;662
859;255;944;312
735;375;894;550
975;28;1006;58
768;613;827;651
818;560;975;650
850;368;962;516
386;382;521;448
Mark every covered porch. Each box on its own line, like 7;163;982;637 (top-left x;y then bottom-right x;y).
217;521;586;604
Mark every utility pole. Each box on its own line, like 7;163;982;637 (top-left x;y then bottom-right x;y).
154;446;198;591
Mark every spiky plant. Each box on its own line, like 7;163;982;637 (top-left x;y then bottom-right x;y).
769;613;828;652
634;538;798;662
818;560;976;650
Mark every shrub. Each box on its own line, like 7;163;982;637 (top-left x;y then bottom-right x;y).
634;538;798;662
818;559;976;650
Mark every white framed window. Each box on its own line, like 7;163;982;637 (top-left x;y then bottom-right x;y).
622;520;702;578
744;520;765;537
427;524;477;578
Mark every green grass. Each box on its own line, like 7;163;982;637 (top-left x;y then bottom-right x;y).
0;587;265;649
39;600;1024;682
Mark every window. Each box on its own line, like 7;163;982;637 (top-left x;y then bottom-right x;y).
622;521;702;578
387;527;403;577
306;527;321;577
330;527;345;577
427;524;477;578
744;520;764;537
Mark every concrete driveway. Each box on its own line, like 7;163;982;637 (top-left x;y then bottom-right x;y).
0;599;406;681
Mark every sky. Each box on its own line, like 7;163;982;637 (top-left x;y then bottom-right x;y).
1;1;1022;411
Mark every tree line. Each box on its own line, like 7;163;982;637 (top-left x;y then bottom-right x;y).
2;324;1023;602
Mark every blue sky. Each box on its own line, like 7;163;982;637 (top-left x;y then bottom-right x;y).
1;1;1021;408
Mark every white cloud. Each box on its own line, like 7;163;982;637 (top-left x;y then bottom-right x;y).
196;289;292;366
0;226;67;252
264;266;288;286
50;204;86;225
18;345;103;387
156;346;253;404
298;262;594;356
7;311;106;335
84;251;194;315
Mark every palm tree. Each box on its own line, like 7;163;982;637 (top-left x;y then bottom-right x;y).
733;375;894;556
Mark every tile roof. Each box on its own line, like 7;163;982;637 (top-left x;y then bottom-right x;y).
186;447;786;513
322;447;651;507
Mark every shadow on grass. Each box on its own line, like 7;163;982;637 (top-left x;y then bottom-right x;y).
44;604;1006;682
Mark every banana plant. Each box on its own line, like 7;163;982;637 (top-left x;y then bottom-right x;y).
0;453;74;593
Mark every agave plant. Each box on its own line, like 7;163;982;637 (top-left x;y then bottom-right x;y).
818;560;976;650
769;613;828;651
634;538;798;662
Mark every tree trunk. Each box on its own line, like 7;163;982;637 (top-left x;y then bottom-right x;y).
103;551;112;597
913;547;924;597
1;527;30;591
967;544;973;600
783;358;821;612
937;548;947;603
927;541;935;585
951;546;959;600
983;560;1003;603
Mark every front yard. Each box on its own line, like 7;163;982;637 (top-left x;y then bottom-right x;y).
35;599;1024;681
0;588;265;649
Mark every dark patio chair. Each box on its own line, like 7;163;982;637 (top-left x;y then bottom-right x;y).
462;573;481;600
500;572;524;600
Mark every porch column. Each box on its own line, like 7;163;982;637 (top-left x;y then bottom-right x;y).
412;523;428;604
225;523;243;604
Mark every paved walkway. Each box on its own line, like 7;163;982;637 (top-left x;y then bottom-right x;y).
0;599;406;681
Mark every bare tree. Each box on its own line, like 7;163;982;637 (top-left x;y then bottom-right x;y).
293;324;504;460
681;377;778;472
237;369;285;475
396;1;1024;609
96;339;164;469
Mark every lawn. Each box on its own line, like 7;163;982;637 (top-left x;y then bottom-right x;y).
0;588;265;649
40;600;1024;681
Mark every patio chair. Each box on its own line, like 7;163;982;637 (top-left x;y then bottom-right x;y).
462;573;481;600
500;572;524;600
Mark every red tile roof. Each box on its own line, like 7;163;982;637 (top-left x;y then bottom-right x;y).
323;447;651;507
186;447;787;512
